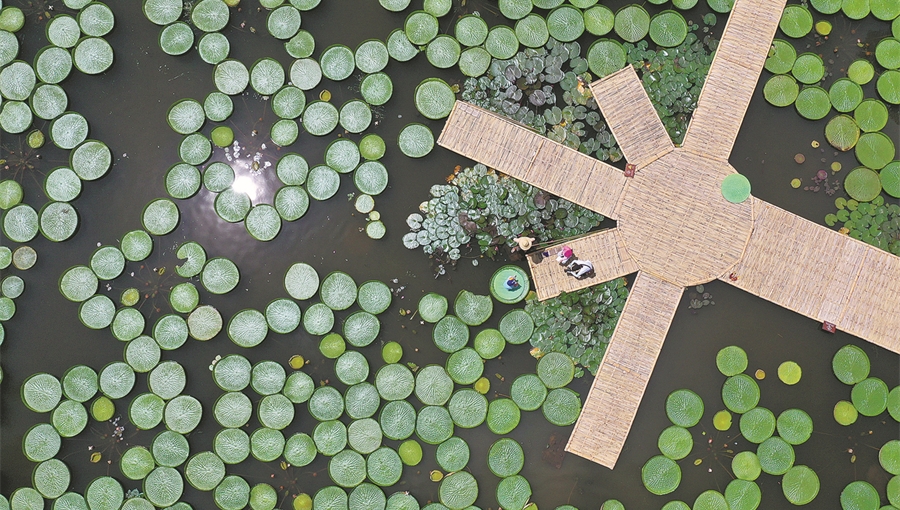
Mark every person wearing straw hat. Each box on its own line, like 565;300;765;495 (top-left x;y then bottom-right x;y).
513;236;535;251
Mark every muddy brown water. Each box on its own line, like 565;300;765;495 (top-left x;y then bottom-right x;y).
1;0;898;509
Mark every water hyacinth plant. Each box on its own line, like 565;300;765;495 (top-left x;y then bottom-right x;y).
403;163;605;261
525;278;628;377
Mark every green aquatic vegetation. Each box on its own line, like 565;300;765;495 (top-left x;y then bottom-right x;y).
460;37;624;162
403;163;604;261
624;29;718;145
525;278;627;376
825;195;900;254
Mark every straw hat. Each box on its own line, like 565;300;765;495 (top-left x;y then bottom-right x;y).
513;236;535;251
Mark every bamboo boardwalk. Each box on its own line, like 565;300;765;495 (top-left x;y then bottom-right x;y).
681;0;788;158
437;0;897;471
438;101;627;220
588;65;674;171
721;200;900;354
566;272;683;467
527;229;638;300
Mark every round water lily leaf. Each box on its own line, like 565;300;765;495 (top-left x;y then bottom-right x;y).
357;280;391;314
496;475;531;510
426;34;460;69
776;409;813;445
0;100;33;134
758;436;794;475
833;344;870;385
320;271;357;311
314;486;348;510
415;365;454;406
325;139;360;174
330;449;367;488
376;363;415;401
251;360;286;397
214;392;252;429
340;99;372;134
764;74;799;107
360;71;393;106
782;465;819;505
454;290;492;326
881;439;900;475
740;406;776;443
485;24;519;59
398;123;434;158
415;78;455;120
367;446;403;487
666;389;703;427
649;10;687;47
825;114;860;151
215;475;251;510
164;395;202;434
24;423;61;462
779;5;812;38
258;393;295;430
439;471;477;510
658;425;693;460
250;427;286;462
510;373;546;412
60;265;98;302
795;86;831;120
834;400;859;426
721;173;751;203
732;451;761;481
792;52;825;84
879;69;900;104
856;132;895;170
267;5;300;40
191;0;229;32
398;440;423;467
153;314;188;350
188;305;222;341
587;39;626;78
830;78;864;112
39;201;79;242
306;164;340;200
515;14;549;48
488;438;524;477
35;46;73;85
642;455;681;495
405;11;438;45
149;361;186;400
151;430;190;468
455;14;488;46
3;203;38;243
129;392;165;430
284;262;318;300
432;317;469;357
348;416;382;453
72;37;114;74
416;405;454;444
419;293;448;323
86;477;124;510
722;374;760;414
716;346;748;376
202;257;240;295
778;361;802;385
121;446;155;480
890;385;900;422
32;458;69;499
159;22;194;55
355;39;389;74
448;388;487;429
354;161;388;195
23;373;62;413
852;377;889;416
614;4;650;42
436;436;469;472
474;328;505;359
284;433;317;467
840;481;879;510
144;466;183;507
52;399;88;437
215;59;250;95
44;167;81;203
845;167;882;202
62;365;98;403
724;480;761;510
876;38;900;70
343;311;380;348
321;44;355;81
175;241;205;278
854;99;889;133
380;399;416;440
386;28;418;62
309;386;345;422
538;352;575;389
542;388;581;426
335;351;370;386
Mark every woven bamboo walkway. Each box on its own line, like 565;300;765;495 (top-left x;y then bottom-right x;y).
681;0;788;159
589;66;674;171
721;200;900;353
438;101;628;220
566;272;683;468
527;229;638;300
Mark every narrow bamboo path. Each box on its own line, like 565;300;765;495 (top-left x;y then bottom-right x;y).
566;272;683;468
438;102;628;220
589;66;674;171
527;229;638;300
721;200;900;354
681;0;789;158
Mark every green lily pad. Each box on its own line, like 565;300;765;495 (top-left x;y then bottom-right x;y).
845;167;882;202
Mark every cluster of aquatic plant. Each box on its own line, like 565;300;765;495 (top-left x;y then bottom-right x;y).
764;3;899;223
524;278;628;377
638;343;900;508
403;163;605;260
685;283;715;312
824;195;900;254
18;228;589;509
459;38;625;162
623;22;718;145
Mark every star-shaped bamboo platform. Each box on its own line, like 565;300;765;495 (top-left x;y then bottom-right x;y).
438;0;900;468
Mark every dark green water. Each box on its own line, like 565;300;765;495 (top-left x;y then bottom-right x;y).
1;0;898;509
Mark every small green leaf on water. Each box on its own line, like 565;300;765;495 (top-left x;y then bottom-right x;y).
694;458;703;465
714;410;733;431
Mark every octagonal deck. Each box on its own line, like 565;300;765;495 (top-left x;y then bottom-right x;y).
616;149;755;287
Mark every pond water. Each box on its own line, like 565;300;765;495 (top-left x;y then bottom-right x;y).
1;0;898;509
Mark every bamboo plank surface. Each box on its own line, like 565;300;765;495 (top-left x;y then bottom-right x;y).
722;200;900;354
617;152;753;286
566;272;684;468
589;66;675;170
438;101;628;220
527;229;639;300
681;0;788;159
